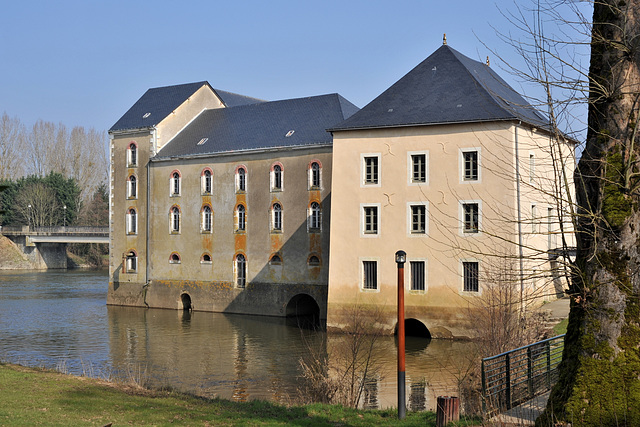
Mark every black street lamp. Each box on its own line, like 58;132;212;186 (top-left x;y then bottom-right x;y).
395;250;407;419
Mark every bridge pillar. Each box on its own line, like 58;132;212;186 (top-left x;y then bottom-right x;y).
4;235;68;269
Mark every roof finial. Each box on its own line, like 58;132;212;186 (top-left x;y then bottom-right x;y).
486;56;490;66
443;33;447;45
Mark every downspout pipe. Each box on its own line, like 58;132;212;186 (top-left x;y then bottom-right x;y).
515;122;525;315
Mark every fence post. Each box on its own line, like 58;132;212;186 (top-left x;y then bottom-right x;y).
546;340;551;389
481;359;486;413
527;346;533;399
505;354;511;410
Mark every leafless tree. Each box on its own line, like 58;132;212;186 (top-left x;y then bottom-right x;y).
13;182;62;227
0;112;25;180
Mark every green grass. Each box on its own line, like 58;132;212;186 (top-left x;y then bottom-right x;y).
0;363;462;426
553;318;568;336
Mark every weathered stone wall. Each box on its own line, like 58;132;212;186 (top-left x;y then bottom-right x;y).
108;279;328;319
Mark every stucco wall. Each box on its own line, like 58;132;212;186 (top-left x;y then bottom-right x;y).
326;122;574;337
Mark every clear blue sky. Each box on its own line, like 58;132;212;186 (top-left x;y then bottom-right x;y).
0;1;589;133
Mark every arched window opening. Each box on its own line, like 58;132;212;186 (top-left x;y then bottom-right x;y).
272;164;283;190
308;202;321;231
235;254;246;288
127;208;137;234
202;205;212;232
270;254;282;265
128;143;137;167
171;206;180;232
170;252;181;264
125;250;137;272
128;175;137;199
308;255;320;266
236;204;246;232
310;162;321;189
201;253;212;263
237;167;246;192
171;172;181;196
272;203;282;231
202;169;212;194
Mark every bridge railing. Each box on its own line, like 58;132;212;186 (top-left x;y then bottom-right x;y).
1;226;109;235
481;334;565;417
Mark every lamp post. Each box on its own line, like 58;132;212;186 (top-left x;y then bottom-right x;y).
395;250;407;419
63;205;66;227
27;204;32;229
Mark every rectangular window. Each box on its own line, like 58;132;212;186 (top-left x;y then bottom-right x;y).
411;154;426;183
410;261;425;291
364;206;378;234
363;261;377;290
364;156;379;185
463;261;479;292
531;204;537;233
410;205;426;234
463;203;479;233
463;151;478;181
529;154;535;183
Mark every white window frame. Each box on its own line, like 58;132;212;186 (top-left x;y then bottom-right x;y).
127;142;137;167
408;258;428;293
529;152;535;183
170;206;180;234
271;164;283;192
236;166;247;193
272;203;283;232
531;204;537;234
127;175;137;199
125;251;137;273
459;200;481;235
361;153;381;187
360;203;381;237
407;201;429;236
169;252;181;264
126;208;137;235
460;259;481;294
201;253;212;264
308;161;322;190
360;257;380;292
235;204;246;233
202;205;212;233
308;202;322;232
407;151;429;185
202;169;212;195
459;147;481;183
170;171;181;196
235;253;247;288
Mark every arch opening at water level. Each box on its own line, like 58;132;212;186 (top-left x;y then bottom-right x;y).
285;294;321;329
395;318;431;339
180;293;192;311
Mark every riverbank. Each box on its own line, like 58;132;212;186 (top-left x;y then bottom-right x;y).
0;363;460;426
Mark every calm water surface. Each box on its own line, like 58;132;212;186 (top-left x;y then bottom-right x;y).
0;269;474;410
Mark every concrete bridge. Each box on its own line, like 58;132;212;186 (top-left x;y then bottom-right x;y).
1;226;108;269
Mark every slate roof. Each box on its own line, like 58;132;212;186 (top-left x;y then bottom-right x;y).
109;82;264;132
155;94;358;159
330;45;548;131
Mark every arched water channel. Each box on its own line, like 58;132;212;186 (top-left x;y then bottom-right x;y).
0;269;475;411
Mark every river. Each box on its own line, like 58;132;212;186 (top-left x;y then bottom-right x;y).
0;269;476;411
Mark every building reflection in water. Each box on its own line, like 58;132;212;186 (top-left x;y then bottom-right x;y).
107;306;475;410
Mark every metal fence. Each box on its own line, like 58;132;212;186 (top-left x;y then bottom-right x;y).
481;334;565;416
1;226;108;235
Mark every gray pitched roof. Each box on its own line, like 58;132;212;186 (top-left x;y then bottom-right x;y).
109;82;264;132
331;45;548;131
155;94;358;159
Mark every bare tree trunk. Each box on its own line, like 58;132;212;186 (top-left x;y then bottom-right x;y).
0;112;25;180
540;1;640;424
